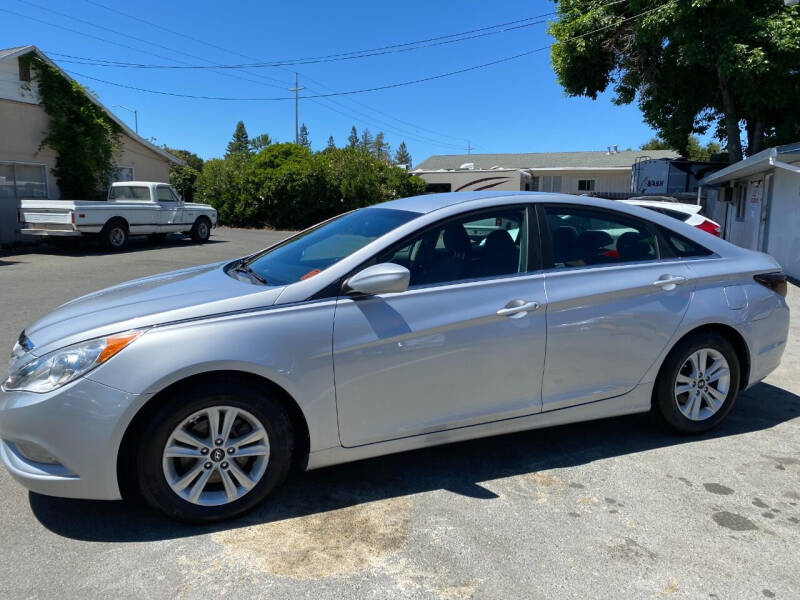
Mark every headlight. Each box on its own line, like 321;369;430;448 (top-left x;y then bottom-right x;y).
3;330;145;393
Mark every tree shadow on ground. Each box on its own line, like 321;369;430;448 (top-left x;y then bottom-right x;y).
29;381;800;542
1;234;227;258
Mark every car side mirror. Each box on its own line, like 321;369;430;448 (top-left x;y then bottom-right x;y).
345;263;410;296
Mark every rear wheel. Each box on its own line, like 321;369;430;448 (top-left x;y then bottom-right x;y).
653;332;740;433
190;217;211;243
101;219;129;251
136;382;293;522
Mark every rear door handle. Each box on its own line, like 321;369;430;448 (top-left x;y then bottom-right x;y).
652;275;687;291
497;299;540;317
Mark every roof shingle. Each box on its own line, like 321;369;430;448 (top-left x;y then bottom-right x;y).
415;150;680;171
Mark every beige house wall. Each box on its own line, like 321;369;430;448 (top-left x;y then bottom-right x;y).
0;98;171;200
528;169;632;195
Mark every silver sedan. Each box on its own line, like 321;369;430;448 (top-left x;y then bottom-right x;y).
0;192;790;521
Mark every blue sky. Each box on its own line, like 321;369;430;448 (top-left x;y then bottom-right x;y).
4;0;664;164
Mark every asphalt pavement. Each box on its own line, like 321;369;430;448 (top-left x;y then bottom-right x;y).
0;228;798;599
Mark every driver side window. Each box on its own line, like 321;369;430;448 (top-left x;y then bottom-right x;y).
379;207;528;287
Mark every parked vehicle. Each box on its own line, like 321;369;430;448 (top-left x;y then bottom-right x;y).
18;181;218;250
1;192;789;522
624;198;721;236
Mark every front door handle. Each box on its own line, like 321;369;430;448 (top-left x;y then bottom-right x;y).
652;275;687;291
497;299;540;317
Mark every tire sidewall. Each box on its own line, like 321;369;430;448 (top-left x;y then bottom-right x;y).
655;332;741;434
137;383;293;522
191;218;211;243
103;221;128;251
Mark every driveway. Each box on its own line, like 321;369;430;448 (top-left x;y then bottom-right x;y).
0;229;798;599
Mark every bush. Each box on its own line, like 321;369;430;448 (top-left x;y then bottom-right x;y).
196;144;426;230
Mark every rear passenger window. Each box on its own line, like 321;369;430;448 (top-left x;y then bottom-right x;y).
658;227;713;258
544;206;658;268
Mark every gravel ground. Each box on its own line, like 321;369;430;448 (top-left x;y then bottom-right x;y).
0;228;798;600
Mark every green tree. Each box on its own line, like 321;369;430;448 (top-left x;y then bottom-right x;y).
250;133;272;151
359;128;374;152
372;131;391;162
326;135;336;150
226;121;250;157
641;135;725;162
298;123;310;148
394;141;412;168
347;125;359;148
549;0;800;161
162;146;204;202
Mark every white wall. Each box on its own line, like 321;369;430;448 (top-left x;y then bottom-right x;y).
530;169;631;195
0;54;39;104
765;168;800;280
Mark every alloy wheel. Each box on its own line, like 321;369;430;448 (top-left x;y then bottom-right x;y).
109;227;126;247
674;348;731;421
162;406;270;506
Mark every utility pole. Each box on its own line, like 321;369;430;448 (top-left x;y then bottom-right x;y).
466;141;473;154
288;73;305;144
113;104;138;134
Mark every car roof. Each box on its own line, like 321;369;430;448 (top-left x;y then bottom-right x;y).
378;191;531;214
622;199;702;214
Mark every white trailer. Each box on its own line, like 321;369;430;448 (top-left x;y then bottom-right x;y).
412;168;534;193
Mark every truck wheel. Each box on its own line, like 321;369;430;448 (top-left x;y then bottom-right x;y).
102;219;129;251
190;217;211;243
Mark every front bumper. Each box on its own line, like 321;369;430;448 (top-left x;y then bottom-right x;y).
0;377;146;500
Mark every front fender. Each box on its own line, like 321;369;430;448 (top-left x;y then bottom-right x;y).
87;300;340;452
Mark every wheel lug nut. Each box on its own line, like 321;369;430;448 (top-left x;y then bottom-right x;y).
204;462;212;469
221;462;229;469
215;438;223;446
201;448;209;455
227;447;235;454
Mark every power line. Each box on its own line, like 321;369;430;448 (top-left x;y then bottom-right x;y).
3;2;290;90
47;20;548;69
63;1;670;103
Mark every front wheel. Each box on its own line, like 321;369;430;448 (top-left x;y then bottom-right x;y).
190;217;211;243
136;382;294;522
653;332;740;434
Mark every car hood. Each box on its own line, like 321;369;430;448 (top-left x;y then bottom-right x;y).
24;262;285;355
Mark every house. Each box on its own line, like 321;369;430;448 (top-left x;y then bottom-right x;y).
414;148;679;197
698;142;800;281
0;45;182;245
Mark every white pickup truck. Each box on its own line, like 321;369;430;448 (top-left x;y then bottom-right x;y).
18;181;218;251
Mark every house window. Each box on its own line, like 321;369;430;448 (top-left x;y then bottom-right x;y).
578;179;596;192
18;56;31;82
735;185;746;219
111;166;134;182
0;162;47;199
538;176;562;192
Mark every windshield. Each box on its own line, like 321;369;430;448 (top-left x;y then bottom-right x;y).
242;207;419;286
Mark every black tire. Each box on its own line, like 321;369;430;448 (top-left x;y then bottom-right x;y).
148;233;168;243
190;217;211;243
136;381;294;522
652;331;740;434
101;219;129;251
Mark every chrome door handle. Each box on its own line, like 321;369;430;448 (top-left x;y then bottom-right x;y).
652;275;687;290
497;300;540;317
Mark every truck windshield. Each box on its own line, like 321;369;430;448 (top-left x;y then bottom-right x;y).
109;186;150;200
243;207;419;286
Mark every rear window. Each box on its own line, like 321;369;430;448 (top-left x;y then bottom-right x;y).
659;207;692;222
658;226;713;258
109;186;150;200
